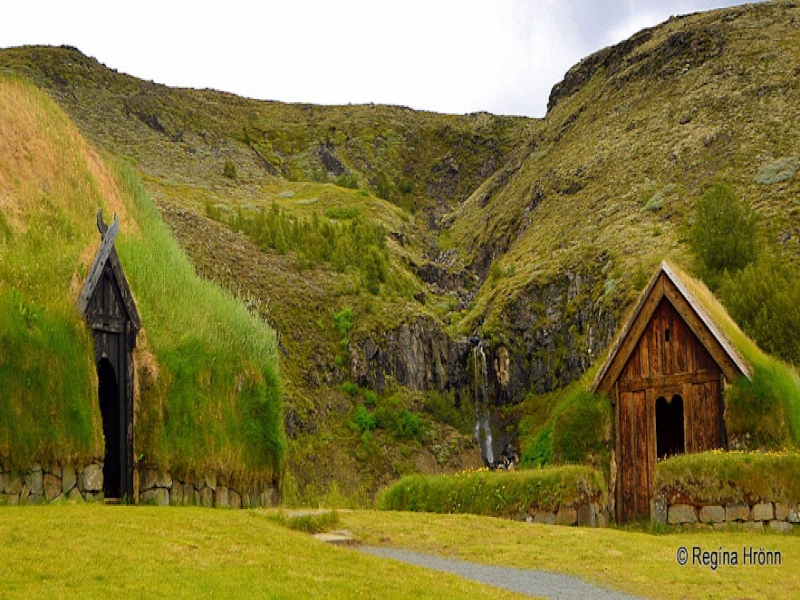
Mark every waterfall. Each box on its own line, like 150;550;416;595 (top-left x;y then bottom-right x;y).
472;341;495;466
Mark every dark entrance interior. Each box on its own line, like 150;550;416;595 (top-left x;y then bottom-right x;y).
98;358;122;498
656;394;685;459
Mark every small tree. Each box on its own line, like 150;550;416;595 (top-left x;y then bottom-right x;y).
690;182;757;286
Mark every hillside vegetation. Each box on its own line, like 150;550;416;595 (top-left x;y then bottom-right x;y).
1;1;798;502
0;75;284;481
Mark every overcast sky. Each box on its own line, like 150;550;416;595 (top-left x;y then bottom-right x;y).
2;1;756;117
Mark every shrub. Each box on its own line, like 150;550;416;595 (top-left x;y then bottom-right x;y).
352;405;377;433
719;254;800;364
754;156;799;185
378;466;606;517
689;182;757;285
222;159;237;179
207;203;395;295
550;389;613;471
340;381;358;396
333;307;355;342
324;206;360;220
333;174;359;189
423;391;473;434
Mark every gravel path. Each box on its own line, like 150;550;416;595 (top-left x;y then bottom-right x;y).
359;546;640;599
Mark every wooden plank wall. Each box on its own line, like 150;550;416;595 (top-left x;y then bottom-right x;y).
616;298;726;522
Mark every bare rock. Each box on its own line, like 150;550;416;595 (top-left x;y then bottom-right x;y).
556;507;577;526
577;503;597;527
650;496;667;526
769;520;793;534
27;467;43;496
216;486;230;508
62;463;77;494
534;512;556;525
4;472;21;495
752;502;774;522
82;464;103;492
43;474;62;502
141;488;170;506
725;503;750;522
699;505;725;523
668;504;697;524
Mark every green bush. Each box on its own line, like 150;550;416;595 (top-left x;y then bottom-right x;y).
222;159;237;179
378;466;606;517
690;182;757;286
340;381;359;396
374;399;420;440
352;406;377;433
423;391;473;434
333;174;359;189
719;254;800;364
209;203;394;295
654;450;800;505
333;307;354;344
551;389;613;471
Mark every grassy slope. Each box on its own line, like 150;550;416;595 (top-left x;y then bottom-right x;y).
451;1;800;334
0;75;284;479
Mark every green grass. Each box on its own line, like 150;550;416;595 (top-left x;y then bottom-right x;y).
654;450;800;505
341;509;800;600
114;161;285;479
0;76;285;481
379;466;606;516
0;76;106;466
0;505;520;599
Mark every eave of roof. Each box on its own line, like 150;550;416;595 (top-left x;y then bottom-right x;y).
592;260;752;394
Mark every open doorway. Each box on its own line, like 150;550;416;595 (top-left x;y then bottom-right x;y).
656;394;685;460
98;358;122;499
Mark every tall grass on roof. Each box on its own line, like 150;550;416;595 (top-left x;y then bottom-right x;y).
0;76;104;467
113;161;286;480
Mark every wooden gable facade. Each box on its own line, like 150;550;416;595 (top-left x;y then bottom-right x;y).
593;261;751;523
78;211;141;501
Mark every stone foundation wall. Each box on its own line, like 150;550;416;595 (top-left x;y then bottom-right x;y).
0;460;105;505
137;467;278;508
0;461;278;509
523;502;609;528
652;496;800;533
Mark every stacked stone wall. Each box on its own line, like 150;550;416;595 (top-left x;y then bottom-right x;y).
0;461;278;508
0;460;104;504
652;496;800;533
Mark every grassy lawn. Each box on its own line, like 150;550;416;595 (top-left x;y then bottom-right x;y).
339;510;799;599
0;505;521;599
2;505;796;598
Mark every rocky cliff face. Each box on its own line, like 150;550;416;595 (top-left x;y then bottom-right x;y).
348;265;620;408
349;317;472;395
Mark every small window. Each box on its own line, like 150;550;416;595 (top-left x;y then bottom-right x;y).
664;328;670;342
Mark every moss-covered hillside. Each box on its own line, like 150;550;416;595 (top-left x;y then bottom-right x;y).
1;0;798;504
